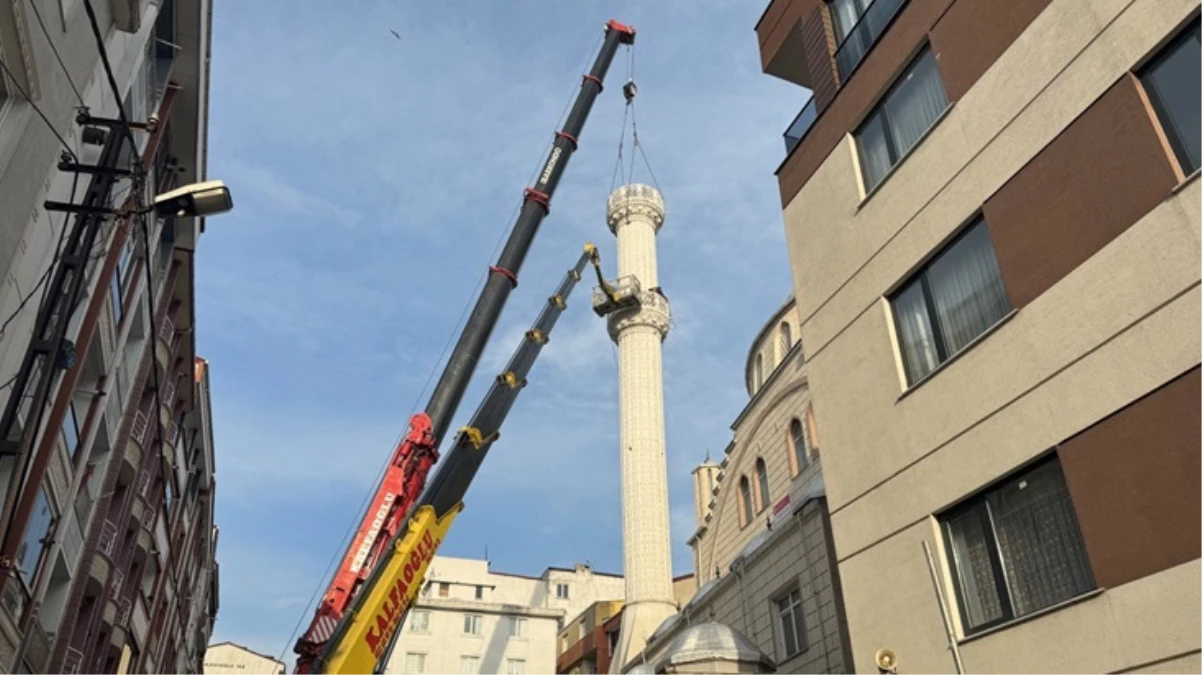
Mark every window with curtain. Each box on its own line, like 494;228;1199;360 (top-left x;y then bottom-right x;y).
890;217;1010;384
404;653;426;674
855;46;949;192
755;458;770;512
738;476;753;526
780;322;792;356
830;0;907;79
1139;19;1200;174
942;457;1094;635
409;610;429;632
460;656;480;674
790;419;809;474
463;614;481;635
506;659;526;675
775;588;806;660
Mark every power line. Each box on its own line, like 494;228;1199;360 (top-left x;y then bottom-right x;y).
26;0;85;107
81;0;141;162
0;173;83;346
0;55;76;159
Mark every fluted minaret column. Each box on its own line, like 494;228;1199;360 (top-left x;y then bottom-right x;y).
605;184;677;673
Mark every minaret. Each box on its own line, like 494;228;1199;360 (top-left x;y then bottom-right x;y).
597;184;677;672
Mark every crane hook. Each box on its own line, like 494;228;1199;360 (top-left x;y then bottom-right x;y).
623;79;638;104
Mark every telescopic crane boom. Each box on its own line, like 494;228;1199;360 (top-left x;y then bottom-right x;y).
315;244;604;674
292;19;635;674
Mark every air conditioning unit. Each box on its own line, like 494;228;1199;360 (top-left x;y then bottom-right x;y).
110;0;144;33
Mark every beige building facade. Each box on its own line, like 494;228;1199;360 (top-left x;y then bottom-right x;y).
203;642;285;675
758;0;1201;672
384;556;625;675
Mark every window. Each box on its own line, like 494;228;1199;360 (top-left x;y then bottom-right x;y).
779;322;792;356
805;407;821;460
506;659;526;675
789;419;809;475
830;0;907;79
890;217;1009;384
754;458;770;513
555;582;570;599
775;589;806;660
403;653;426;674
738;476;753;527
438;582;450;597
942;457;1094;635
754;352;764;391
109;270;125;325
463;614;481;635
510;617;526;638
409;610;429;632
459;656;480;674
16;489;55;586
1140;19;1200;174
62;404;80;459
855;46;949;192
474;585;484;600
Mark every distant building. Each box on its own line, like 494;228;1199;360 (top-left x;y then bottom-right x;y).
383;557;625;674
557;575;695;675
627;297;852;673
203;642;285;674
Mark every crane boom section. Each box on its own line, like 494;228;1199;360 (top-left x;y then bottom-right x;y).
292;20;634;671
316;247;596;674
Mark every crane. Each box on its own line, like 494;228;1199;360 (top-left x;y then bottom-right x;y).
316;244;607;674
292;18;636;674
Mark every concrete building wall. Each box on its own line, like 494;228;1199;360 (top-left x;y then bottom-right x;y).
203;643;285;675
385;557;625;674
761;0;1201;671
0;0;218;671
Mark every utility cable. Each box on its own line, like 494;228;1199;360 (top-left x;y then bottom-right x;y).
26;0;85;107
0;56;77;160
0;173;82;345
81;0;141;163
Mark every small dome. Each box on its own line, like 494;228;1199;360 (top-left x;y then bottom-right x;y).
661;622;773;671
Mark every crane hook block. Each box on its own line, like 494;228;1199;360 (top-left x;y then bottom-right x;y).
623;80;638;104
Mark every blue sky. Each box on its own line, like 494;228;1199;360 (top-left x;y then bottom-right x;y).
200;0;805;663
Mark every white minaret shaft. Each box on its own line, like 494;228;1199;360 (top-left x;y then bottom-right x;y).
604;184;677;672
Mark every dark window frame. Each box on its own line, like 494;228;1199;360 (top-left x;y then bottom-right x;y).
1138;18;1201;175
738;476;753;527
754;458;770;513
854;45;949;193
941;455;1096;636
789;418;809;474
888;216;1010;384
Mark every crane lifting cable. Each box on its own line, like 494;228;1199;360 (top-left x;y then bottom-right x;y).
608;40;660;195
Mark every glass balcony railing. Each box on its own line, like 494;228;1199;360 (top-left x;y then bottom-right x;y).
835;0;908;81
783;97;817;155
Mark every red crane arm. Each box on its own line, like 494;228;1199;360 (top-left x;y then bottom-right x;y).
292;414;437;671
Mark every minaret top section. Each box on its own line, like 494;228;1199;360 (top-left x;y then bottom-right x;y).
607;183;665;235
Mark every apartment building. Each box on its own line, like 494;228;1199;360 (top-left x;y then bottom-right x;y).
757;0;1200;672
0;0;219;672
384;556;625;674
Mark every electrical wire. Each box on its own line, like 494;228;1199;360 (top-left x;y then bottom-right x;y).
0;55;77;160
0;173;83;344
81;0;141;162
26;0;85;107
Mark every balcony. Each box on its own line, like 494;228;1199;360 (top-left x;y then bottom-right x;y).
756;0;814;87
89;552;112;590
834;0;909;81
783;97;818;154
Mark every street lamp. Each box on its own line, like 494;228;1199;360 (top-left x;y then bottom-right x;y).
147;180;234;218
